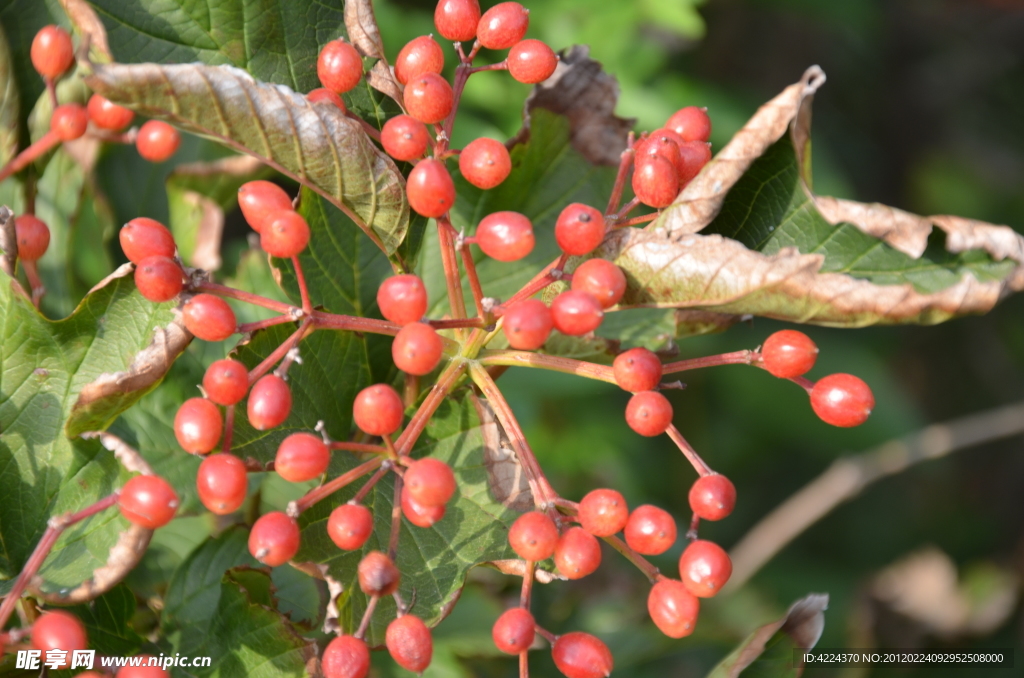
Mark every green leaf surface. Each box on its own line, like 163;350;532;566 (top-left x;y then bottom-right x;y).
0;23;19;165
0;0;66;139
69;583;146;656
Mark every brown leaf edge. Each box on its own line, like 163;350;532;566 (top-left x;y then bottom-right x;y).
60;0;112;63
344;0;404;110
0;205;15;277
471;393;534;512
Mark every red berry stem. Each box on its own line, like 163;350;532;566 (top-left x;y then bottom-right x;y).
311;310;402;336
605;133;637;215
388;474;404;559
611;211;659;228
291;255;313;314
613;195;641;221
520;652;530;678
351;462;392;505
436;217;469;330
602;534;662;584
221;404;235;455
330;441;389;455
196;281;298;316
429;317;488;330
22;259;45;308
468;61;509;73
533;624;557;644
789;375;815;394
520;560;535;608
502;254;569;308
395;360;469;454
354;594;380;639
460;242;487;318
479;350;616;385
88;127;139;145
247;318;313;385
293;457;384;513
236;314;297;334
0;131;60;184
382;433;400;459
661;349;761;375
687;512;701;541
664;424;713;477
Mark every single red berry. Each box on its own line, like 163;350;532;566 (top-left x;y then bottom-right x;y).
688;474;736;522
624;504;677;556
386;614;433;674
275;432;330;483
318;39;363;94
196;453;248;515
31;25;74;79
14;214;50;262
459;137;512;189
555;203;605;256
666;106;712;142
307;88;347;113
578;488;628;537
402;487;447;527
378;274;428;325
403;72;454;124
404;457;456;507
238;181;294;234
353;383;404;436
761;329;819;378
552;632;614;678
119;217;175;264
648;579;700;638
507;39;558;84
136;120;180;162
677;139;712;185
435;0;481;41
502;299;553;350
249;511;301;566
636;133;682;171
381;115;430;162
261;210;310;258
117;658;169;678
678;539;732;598
50;103;88;141
492;607;535;655
550;290;603;336
508;510;558;561
407;158;456;217
134;255;184;302
357;550;400;596
395;35;446;85
555;526;602;580
174;397;223;454
810;373;874;427
476;211;534;262
119;474;180;529
327;503;374;550
31;611;87;669
613;348;662;392
392;322;444;375
571;259;626;309
625;391;673;437
632;155;679;208
477;2;529;50
203;359;249;406
322;635;370;678
87;94;134;131
247;374;292;430
182;293;237;342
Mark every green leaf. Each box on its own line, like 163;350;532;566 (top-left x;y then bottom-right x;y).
69;584;146;656
270;563;327;630
0;22;19;166
0;0;67;138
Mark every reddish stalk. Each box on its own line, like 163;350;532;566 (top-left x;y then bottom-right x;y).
347;113;382;142
520;652;529;678
0;131;60;183
612;211;658;228
665;424;713;477
661;350;760;375
394;360;468;455
436;218;468;329
468;61;509;73
429;317;487;330
311;310;401;336
23;260;45;308
520;560;535;608
614;196;641;220
382;433;399;460
602;534;661;583
687;513;701;541
460;244;486;318
351;463;391;505
388;475;404;560
291;256;313;313
248;319;312;384
197;281;297;315
237;315;296;334
503;254;569;307
354;595;380;639
605;136;636;215
222;405;235;455
330;441;388;455
789;375;815;394
293;457;384;513
478;350;616;385
534;625;557;644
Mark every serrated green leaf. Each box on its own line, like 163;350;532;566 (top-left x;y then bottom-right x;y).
270;564;326;630
69;584;146;656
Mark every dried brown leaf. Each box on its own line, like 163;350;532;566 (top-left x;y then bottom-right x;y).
487;560;565;583
80;431;155;475
0;205;15;277
673;310;742;337
471;393;533;511
367;61;405;110
61;0;112;62
344;0;385;59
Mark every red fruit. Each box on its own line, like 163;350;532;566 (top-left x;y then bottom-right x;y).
119;475;180;529
249;511;301;566
761;329;818;378
261;210;310;258
50;103;88;141
377;274;428;325
678;539;732;598
666;106;712;142
31;611;87;669
119;217;175;264
403;72;454;124
624;504;677;556
555;203;605;256
550;290;603;336
476;211;534;262
688;474;736;522
507;39;558;84
810;373;874;427
571;259;626;309
613;348;662;392
435;0;481;42
459;137;512;190
327;503;374;550
395;35;445;85
318;39;363;94
625;391;673;437
357;551;400;596
402;487;446;527
648;579;699;638
174;397;223;454
578;488;628;537
203;359;249;406
182;293;237;342
555;527;602;580
87;94;134;130
632;155;679;208
196;454;249;515
407;158;456;217
477;2;529;50
386;614;433;673
492;607;535;655
136;120;180;162
275;432;330;483
508;510;558;561
322;635;370;678
502;299;553;350
31;26;74;80
134;255;184;302
238;180;294;234
117;658;169;678
677;140;712;185
353;383;404;436
404;457;456;507
307;88;347;113
392;321;444;375
636;133;681;171
247;374;292;430
381;115;430;162
14;214;50;262
552;632;613;678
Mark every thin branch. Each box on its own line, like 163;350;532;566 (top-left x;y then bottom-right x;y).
661;350;759;374
664;424;713;477
197;281;297;315
478;350;616;385
293;457;384;513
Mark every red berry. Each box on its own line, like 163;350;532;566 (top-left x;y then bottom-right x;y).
403;72;454;124
136;120;180;162
666;106;712;142
31;611;87;669
577;488;628;537
392;321;444;375
322;635;370;678
647;579;699;638
688;474;736;522
182;293;237;342
14;214;50;262
625;391;673;437
116;657;168;677
395;35;445;85
307;88;347;113
327;503;374;550
508;510;558;561
238;181;294;234
381;115;430;162
119;475;180;529
31;25;74;80
677;140;712;185
459;137;512;189
571;259;626;309
196;453;248;515
249;511;301;566
507;39;558;84
407;158;455;217
386;614;433;673
203;359;249;406
492;607;534;655
552;632;613;678
810;373;874;427
353;383;404;436
119;217;175;264
613;348;662;392
477;2;529;50
247;374;292;430
174;397;223;454
275;432;330;483
378;274;428;325
678;539;732;598
402;487;446;527
134;255;184;302
550;290;603;336
435;0;481;41
404;458;456;507
50;103;88;141
357;550;400;596
502;299;553;350
87;94;134;131
554;526;602;580
318;39;363;94
624;504;677;556
476;211;534;262
555;203;605;256
636;133;681;171
261;210;310;258
632;155;679;208
761;329;818;378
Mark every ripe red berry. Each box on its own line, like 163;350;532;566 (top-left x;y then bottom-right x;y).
134;255;184;302
307;88;347;113
322;635;370;678
117;657;169;677
476;211;534;262
555;203;605;256
625;391;673;437
636;133;681;172
119;474;180;529
238;181;294;234
357;550;400;596
386;614;433;673
402;487;446;527
403;72;454;124
459;137;512;189
678;539;732;598
632;155;679;209
174;397;223;454
87;94;134;131
435;0;481;41
502;299;553;350
677;140;712;185
247;374;292;430
404;457;456;507
578;488;628;537
182;293;237;342
275;432;330;483
407;158;456;217
378;274;428;325
647;579;699;638
328;503;374;550
761;329;818;378
613;348;662;392
551;632;613;678
392;321;444;375
31;25;74;79
666;106;712;142
249;511;301;566
688;474;736;522
381;115;430;162
119;217;175;264
31;611;87;669
624;504;677;556
14;214;50;262
318;39;363;94
353;383;404;436
507;39;558;84
50;103;88;141
508;510;558;561
492;607;535;655
477;2;529;50
555;527;602;579
810;373;874;427
550;290;603;336
196;453;248;515
203;359;249;406
261;210;310;258
571;259;626;309
395;35;445;85
136;120;180;162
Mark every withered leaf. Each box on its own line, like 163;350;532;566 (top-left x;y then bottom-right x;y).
0;205;15;277
344;0;386;59
367;61;405;111
472;393;533;512
60;0;112;62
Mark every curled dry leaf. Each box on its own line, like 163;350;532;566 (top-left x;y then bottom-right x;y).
487;560;565;584
80;431;155;476
0;205;15;277
344;0;385;59
367;61;405;110
472;393;533;511
60;0;112;62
